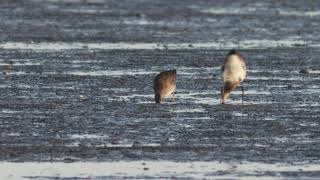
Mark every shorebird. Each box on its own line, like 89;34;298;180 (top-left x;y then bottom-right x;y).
153;69;177;103
220;50;246;105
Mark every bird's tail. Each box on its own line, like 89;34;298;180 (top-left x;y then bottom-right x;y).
228;49;237;55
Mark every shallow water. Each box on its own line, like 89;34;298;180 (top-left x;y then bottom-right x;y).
0;0;320;179
0;48;319;179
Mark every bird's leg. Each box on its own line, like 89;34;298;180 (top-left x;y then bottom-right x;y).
172;92;175;102
220;84;225;104
241;82;244;107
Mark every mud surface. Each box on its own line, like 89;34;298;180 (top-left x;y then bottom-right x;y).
0;0;320;179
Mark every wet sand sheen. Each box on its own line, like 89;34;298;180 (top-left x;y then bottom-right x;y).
1;161;319;179
0;38;311;50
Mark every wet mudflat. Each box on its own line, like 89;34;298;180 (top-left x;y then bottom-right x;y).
0;0;320;179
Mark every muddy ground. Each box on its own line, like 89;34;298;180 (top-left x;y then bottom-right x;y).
0;0;320;179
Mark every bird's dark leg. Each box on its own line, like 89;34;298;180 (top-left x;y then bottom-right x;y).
172;92;175;102
220;84;225;104
241;82;244;106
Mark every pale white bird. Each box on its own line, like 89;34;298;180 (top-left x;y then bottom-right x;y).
220;50;246;105
153;69;177;103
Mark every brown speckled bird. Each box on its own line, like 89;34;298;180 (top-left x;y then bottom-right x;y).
153;69;177;103
220;50;246;105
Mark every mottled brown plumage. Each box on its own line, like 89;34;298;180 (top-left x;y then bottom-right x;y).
221;50;246;104
153;69;177;103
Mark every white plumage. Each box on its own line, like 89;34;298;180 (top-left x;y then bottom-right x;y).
222;54;246;83
221;50;246;104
